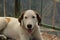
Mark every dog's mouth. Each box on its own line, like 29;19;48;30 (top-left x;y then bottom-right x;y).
28;29;32;33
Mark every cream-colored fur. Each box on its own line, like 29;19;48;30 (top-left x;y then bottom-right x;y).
0;10;43;40
3;17;20;40
0;17;8;30
18;10;43;40
0;17;20;40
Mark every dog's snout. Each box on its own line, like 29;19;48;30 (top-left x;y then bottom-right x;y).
27;24;32;29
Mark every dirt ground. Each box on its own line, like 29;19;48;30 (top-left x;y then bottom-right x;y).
41;27;60;40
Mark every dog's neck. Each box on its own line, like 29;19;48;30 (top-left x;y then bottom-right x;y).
29;35;41;40
20;24;42;40
29;34;38;40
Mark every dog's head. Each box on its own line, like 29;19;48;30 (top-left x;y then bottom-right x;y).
18;10;41;33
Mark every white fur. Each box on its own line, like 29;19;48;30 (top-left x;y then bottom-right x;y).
0;10;43;40
18;10;43;40
3;17;20;40
0;17;20;40
23;10;38;29
0;17;8;30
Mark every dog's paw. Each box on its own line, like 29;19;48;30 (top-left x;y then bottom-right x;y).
0;34;7;40
7;37;15;40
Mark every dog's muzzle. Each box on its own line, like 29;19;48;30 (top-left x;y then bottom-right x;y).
27;24;33;33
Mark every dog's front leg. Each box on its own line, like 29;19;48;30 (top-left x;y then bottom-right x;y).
33;29;44;40
16;38;20;40
0;34;7;40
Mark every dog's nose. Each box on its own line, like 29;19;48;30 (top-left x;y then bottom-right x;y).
27;24;32;29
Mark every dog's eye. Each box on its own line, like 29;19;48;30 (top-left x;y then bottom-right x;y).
32;16;35;18
25;16;28;19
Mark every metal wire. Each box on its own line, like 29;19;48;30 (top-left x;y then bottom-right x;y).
4;0;6;17
43;4;53;17
20;0;24;10
29;0;31;9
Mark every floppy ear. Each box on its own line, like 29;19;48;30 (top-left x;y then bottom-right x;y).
36;12;41;25
18;11;25;23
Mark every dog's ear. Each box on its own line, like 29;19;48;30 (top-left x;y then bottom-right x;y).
36;12;41;25
18;11;25;23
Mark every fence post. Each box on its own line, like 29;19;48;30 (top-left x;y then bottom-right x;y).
29;0;31;9
4;0;6;17
15;0;18;17
52;0;56;30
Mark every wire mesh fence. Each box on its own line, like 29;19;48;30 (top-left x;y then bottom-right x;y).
0;0;60;30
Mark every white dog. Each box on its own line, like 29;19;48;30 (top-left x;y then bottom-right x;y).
18;10;43;40
0;10;43;40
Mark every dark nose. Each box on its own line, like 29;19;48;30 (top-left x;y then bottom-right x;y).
27;24;32;29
